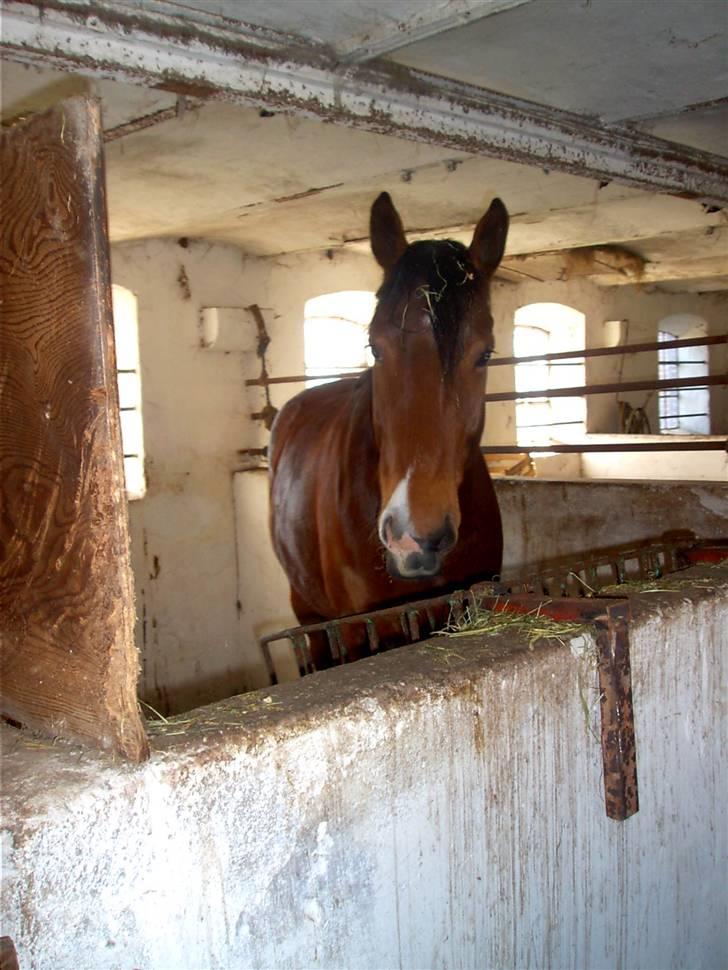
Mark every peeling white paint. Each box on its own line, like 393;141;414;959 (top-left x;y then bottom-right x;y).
2;0;727;204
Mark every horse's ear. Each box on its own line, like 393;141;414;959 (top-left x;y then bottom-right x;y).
370;192;408;271
469;198;509;277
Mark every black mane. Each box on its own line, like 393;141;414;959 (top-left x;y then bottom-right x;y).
375;239;481;375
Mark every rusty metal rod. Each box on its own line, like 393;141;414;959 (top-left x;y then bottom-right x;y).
489;333;726;368
480;440;727;454
485;374;725;402
245;335;727;387
239;440;727;461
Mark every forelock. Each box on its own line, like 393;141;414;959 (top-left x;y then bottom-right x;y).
375;240;482;375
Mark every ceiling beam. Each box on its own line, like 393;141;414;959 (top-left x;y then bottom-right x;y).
337;0;532;64
3;0;728;207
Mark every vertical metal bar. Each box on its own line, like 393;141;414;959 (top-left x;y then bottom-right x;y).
448;592;466;624
261;640;279;686
594;602;639;820
366;619;380;654
425;607;437;633
325;623;344;664
407;609;421;642
291;634;312;677
616;556;628;584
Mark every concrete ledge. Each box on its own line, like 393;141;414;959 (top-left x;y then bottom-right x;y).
2;575;726;970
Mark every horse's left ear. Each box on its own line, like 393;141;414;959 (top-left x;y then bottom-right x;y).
370;192;408;271
469;198;509;277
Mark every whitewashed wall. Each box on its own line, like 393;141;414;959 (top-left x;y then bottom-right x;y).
2;583;726;970
111;238;254;714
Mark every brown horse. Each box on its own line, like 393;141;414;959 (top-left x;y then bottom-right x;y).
269;192;508;668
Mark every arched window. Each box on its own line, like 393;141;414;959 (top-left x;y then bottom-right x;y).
111;284;146;500
657;315;710;434
513;303;586;446
304;290;377;387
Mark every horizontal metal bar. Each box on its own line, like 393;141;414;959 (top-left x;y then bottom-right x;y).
481;440;727;454
496;334;727;368
659;412;710;420
515;420;584;430
3;1;728;204
245;336;727;388
486;374;725;403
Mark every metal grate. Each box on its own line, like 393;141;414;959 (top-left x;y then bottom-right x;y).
260;536;713;679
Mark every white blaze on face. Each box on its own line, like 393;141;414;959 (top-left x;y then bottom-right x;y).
378;467;414;549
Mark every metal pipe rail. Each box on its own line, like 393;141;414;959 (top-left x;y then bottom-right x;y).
245;334;727;388
484;373;726;403
481;441;727;454
238;439;727;460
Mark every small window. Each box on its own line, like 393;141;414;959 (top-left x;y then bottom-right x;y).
513;303;586;447
112;285;146;500
658;316;710;434
304;291;377;387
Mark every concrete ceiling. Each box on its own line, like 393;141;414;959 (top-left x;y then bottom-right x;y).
1;0;727;293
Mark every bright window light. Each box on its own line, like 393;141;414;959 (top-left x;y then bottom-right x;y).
304;291;377;387
513;303;586;447
112;285;146;500
658;316;710;435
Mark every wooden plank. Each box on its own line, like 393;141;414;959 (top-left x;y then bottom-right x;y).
0;97;149;761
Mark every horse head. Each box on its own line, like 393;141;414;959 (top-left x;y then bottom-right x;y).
368;192;508;580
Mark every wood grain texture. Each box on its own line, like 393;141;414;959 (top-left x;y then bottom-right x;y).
0;97;148;761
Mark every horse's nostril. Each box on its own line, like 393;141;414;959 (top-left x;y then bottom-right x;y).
404;550;440;575
420;518;456;554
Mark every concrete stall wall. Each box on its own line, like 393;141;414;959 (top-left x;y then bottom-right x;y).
111;237;726;710
2;583;726;970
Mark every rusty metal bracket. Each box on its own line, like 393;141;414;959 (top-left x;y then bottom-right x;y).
594;601;639;821
247;304;278;430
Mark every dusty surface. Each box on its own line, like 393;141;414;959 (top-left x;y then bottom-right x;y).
2;569;726;970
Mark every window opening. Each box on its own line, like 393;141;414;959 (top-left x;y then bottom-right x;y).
513;303;586;447
657;316;710;434
304;291;377;387
112;284;146;500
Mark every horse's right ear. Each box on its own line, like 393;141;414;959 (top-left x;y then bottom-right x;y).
469;198;509;277
370;192;408;271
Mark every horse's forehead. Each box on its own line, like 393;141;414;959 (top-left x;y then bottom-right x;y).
371;273;491;335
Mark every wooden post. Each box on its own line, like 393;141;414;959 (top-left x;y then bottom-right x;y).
0;97;149;761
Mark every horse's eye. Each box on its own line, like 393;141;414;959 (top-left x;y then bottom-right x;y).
369;343;382;362
476;348;493;368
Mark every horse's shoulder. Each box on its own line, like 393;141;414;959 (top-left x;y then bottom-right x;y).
271;376;369;460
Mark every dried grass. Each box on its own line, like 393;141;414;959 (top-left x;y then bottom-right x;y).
601;576;723;595
439;599;592;651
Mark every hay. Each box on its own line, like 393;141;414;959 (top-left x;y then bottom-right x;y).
439;599;593;651
601;576;723;595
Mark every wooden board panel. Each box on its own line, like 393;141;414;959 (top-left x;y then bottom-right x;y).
0;97;149;761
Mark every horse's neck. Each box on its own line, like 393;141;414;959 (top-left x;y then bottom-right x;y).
331;371;379;519
336;370;377;462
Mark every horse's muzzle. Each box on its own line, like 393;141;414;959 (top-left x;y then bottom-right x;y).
383;517;456;579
